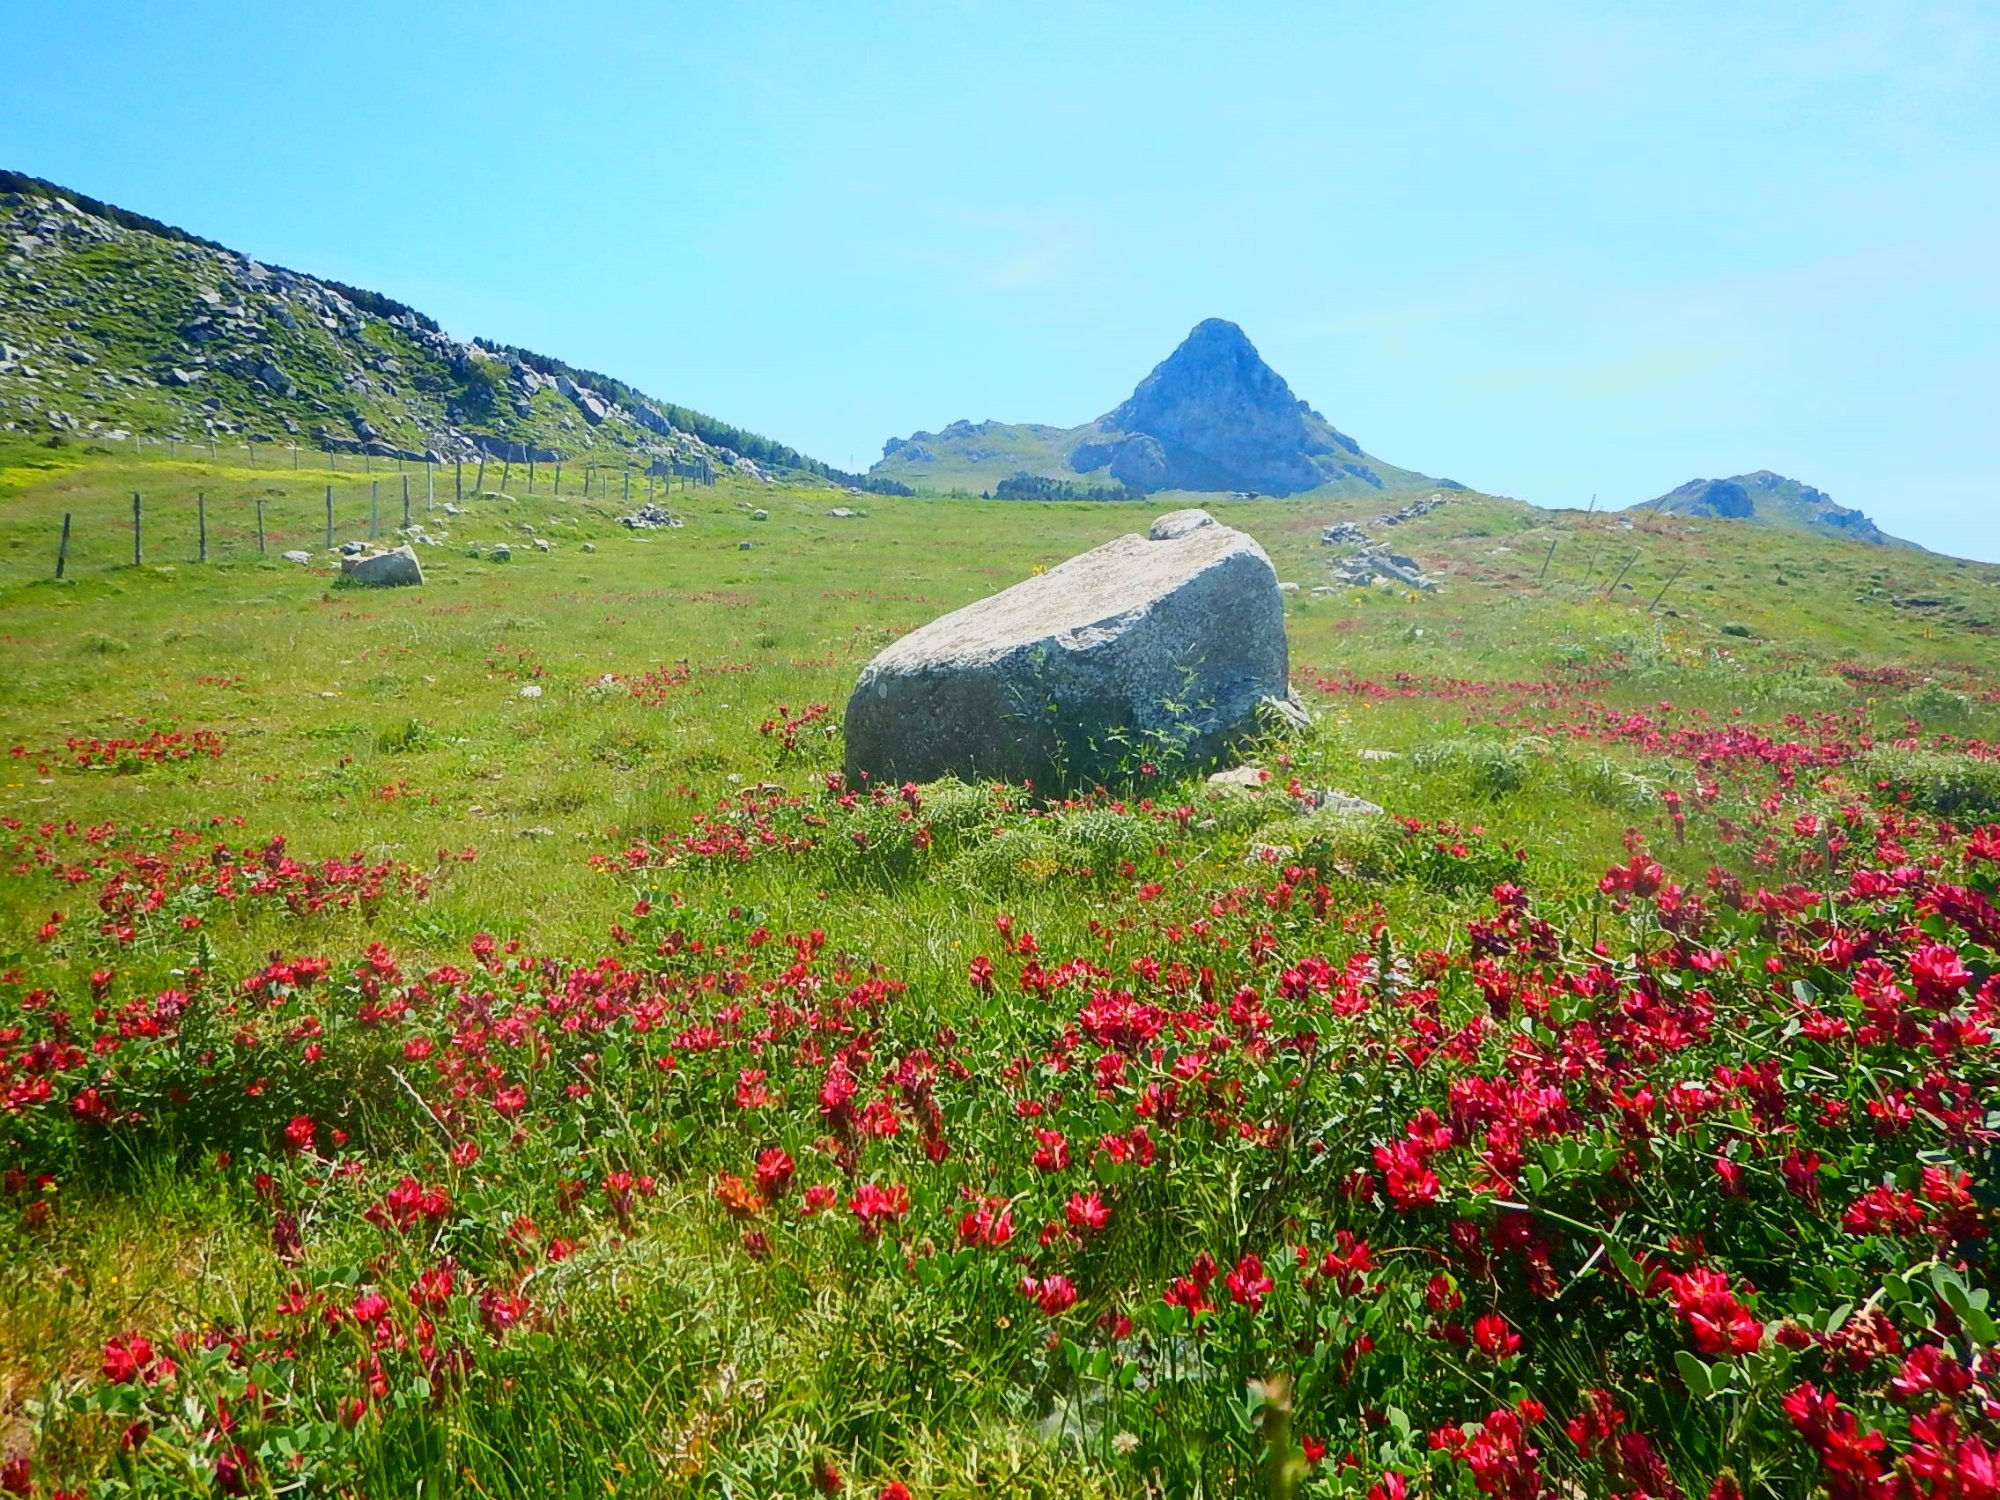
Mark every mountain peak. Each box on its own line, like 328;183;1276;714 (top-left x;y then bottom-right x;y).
871;318;1456;499
1633;471;1918;549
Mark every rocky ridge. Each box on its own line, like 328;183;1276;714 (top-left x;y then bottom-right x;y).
0;171;896;490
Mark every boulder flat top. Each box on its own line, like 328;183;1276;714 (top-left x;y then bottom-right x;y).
868;524;1275;671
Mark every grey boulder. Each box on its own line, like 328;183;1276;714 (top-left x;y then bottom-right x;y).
844;509;1303;786
339;546;423;587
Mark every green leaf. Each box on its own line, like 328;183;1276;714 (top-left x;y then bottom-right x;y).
1674;1350;1712;1397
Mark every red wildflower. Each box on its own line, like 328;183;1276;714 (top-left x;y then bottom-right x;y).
1226;1253;1273;1312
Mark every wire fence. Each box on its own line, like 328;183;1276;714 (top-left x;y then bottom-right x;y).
3;445;701;586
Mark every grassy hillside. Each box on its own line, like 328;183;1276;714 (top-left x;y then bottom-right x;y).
3;445;1999;1495
0;172;897;493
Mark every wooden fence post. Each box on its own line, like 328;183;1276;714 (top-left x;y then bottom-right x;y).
426;463;434;512
291;444;299;470
325;485;334;548
454;460;463;503
554;462;562;497
56;512;71;579
402;474;411;529
256;497;266;554
370;481;380;538
197;491;207;562
501;458;511;492
476;458;486;495
247;442;256;468
528;457;536;492
623;466;630;502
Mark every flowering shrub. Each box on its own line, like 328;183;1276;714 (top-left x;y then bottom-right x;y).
3;699;2000;1496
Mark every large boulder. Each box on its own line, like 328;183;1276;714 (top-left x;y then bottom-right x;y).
339;546;423;587
844;510;1303;786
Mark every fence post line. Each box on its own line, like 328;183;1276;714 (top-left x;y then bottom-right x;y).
56;512;71;579
132;492;142;566
197;491;207;562
256;497;266;554
325;485;334;548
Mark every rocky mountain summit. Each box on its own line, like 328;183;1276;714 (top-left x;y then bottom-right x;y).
0;169;894;490
1632;470;1918;550
873;318;1460;499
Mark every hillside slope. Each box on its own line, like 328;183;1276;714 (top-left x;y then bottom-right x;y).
873;318;1461;499
0;170;898;490
1630;469;1917;549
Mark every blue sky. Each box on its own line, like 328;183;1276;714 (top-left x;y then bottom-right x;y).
6;2;1997;552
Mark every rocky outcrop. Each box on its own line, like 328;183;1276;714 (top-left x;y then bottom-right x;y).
843;509;1302;786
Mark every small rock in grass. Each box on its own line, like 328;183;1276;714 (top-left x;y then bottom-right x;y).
1358;748;1402;762
1209;765;1272;791
580;542;595;553
518;684;542;699
490;544;511;562
281;550;311;565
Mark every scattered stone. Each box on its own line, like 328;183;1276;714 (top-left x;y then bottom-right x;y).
533;538;551;552
338;545;423;587
738;540;752;551
1358;748;1402;762
752;508;769;521
580;542;595;553
518;684;542;699
1374;494;1453;526
619;503;681;530
829;507;857;518
1328;543;1438;592
518;826;557;839
1293;789;1383;817
844;509;1303;786
1318;521;1368;545
490;544;511;562
281;549;312;565
1278;581;1300;592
